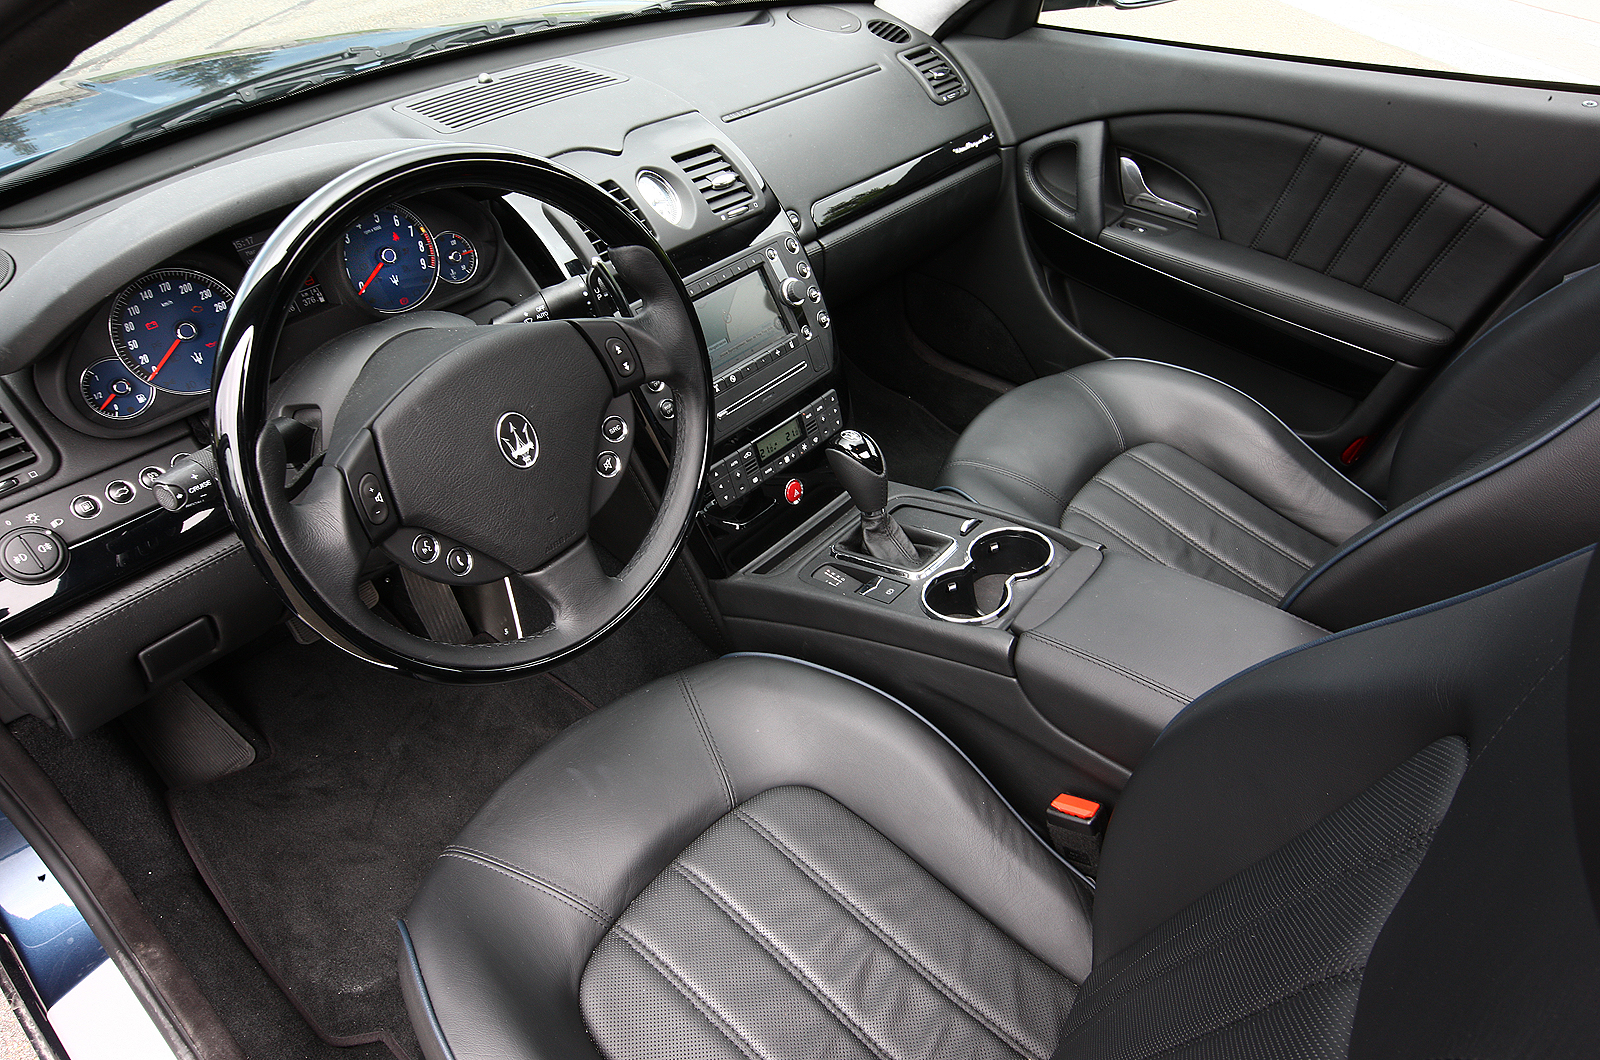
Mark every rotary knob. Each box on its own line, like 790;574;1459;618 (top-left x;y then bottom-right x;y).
779;276;806;306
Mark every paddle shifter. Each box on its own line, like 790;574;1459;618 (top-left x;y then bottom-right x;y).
825;430;918;566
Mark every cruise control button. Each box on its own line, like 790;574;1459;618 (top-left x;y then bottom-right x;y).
596;451;622;478
105;479;135;504
602;416;628;443
412;534;440;563
139;466;164;489
357;474;390;524
71;495;101;519
445;548;473;576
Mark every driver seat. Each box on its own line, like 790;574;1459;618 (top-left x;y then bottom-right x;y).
400;548;1600;1060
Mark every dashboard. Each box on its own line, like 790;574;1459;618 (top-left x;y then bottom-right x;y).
0;3;1002;733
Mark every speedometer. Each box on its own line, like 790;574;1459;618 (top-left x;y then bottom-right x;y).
342;205;438;313
109;268;234;395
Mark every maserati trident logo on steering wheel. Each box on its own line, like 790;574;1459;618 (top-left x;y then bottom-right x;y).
497;412;540;469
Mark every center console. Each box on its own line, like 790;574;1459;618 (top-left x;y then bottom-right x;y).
641;219;848;574
709;469;1328;818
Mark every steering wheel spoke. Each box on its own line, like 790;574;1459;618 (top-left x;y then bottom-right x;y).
518;538;629;648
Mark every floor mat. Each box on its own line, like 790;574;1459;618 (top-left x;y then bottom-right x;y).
168;597;711;1059
844;360;959;489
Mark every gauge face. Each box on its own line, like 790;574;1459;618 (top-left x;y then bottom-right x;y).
82;358;156;420
435;230;479;285
109;269;234;395
636;170;683;227
342;205;438;313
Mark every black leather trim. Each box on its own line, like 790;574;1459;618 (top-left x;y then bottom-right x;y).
397;920;454;1060
937;358;1380;557
1092;547;1593;957
1014;552;1326;767
404;656;1092;1060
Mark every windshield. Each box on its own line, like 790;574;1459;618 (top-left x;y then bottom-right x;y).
0;0;715;190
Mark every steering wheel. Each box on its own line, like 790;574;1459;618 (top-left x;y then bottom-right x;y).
211;145;711;679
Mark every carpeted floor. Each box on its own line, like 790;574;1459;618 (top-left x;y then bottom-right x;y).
166;590;712;1060
16;585;712;1060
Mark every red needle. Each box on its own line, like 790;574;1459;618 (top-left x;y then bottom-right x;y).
359;262;384;294
98;390;118;411
148;336;183;380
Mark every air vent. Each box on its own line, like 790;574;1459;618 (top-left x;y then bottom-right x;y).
402;64;622;131
868;19;912;43
673;145;755;219
0;409;37;478
900;46;968;105
599;180;654;236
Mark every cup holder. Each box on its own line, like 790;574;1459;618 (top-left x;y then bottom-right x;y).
921;527;1054;624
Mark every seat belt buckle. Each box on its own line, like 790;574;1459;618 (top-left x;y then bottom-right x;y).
1045;793;1106;876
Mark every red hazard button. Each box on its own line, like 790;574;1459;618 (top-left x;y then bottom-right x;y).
783;478;804;504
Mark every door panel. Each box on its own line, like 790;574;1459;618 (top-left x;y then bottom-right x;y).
942;28;1600;454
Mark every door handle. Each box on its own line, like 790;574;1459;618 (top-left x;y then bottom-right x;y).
1119;156;1199;225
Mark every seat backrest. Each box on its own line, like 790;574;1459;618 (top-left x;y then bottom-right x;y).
1282;268;1600;629
1055;548;1600;1059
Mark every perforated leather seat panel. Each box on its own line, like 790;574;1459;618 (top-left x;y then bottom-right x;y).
580;786;1077;1060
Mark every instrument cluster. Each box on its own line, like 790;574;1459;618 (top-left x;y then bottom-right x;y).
39;192;502;437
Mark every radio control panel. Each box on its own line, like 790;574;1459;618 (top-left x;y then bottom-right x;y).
652;232;834;441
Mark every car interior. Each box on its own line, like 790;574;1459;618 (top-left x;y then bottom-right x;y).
0;0;1595;1057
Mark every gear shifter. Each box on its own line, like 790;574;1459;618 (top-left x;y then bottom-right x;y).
825;430;918;566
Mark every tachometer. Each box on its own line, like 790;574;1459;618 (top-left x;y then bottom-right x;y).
82;358;156;420
110;269;234;395
342;205;438;313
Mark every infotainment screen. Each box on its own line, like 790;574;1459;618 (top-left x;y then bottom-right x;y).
694;270;789;375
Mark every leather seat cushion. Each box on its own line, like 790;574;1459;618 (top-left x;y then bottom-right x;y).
1061;443;1338;604
582;785;1076;1060
401;656;1092;1060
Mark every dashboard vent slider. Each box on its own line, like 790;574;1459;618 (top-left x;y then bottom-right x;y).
0;408;38;478
900;46;969;105
673;145;756;219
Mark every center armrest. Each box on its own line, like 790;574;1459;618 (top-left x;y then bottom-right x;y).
1013;552;1327;769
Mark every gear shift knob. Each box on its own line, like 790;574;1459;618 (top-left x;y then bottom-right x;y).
825;430;918;566
825;430;890;515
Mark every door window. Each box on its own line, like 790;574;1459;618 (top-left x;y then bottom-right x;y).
1040;0;1600;89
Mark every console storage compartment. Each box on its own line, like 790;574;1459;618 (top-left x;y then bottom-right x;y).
1012;552;1327;768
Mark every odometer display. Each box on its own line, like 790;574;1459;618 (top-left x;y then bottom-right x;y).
342;205;438;313
110;269;233;395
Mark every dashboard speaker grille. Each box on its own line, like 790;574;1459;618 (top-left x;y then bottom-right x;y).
867;19;912;43
401;64;622;131
0;408;38;478
673;145;754;219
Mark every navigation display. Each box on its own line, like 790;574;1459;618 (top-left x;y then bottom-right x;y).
695;270;789;374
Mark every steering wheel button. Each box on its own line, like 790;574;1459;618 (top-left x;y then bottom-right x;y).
657;397;676;420
596;451;622;478
105;479;135;504
358;474;390;524
602;416;628;442
71;495;101;519
412;534;440;563
445;548;473;576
